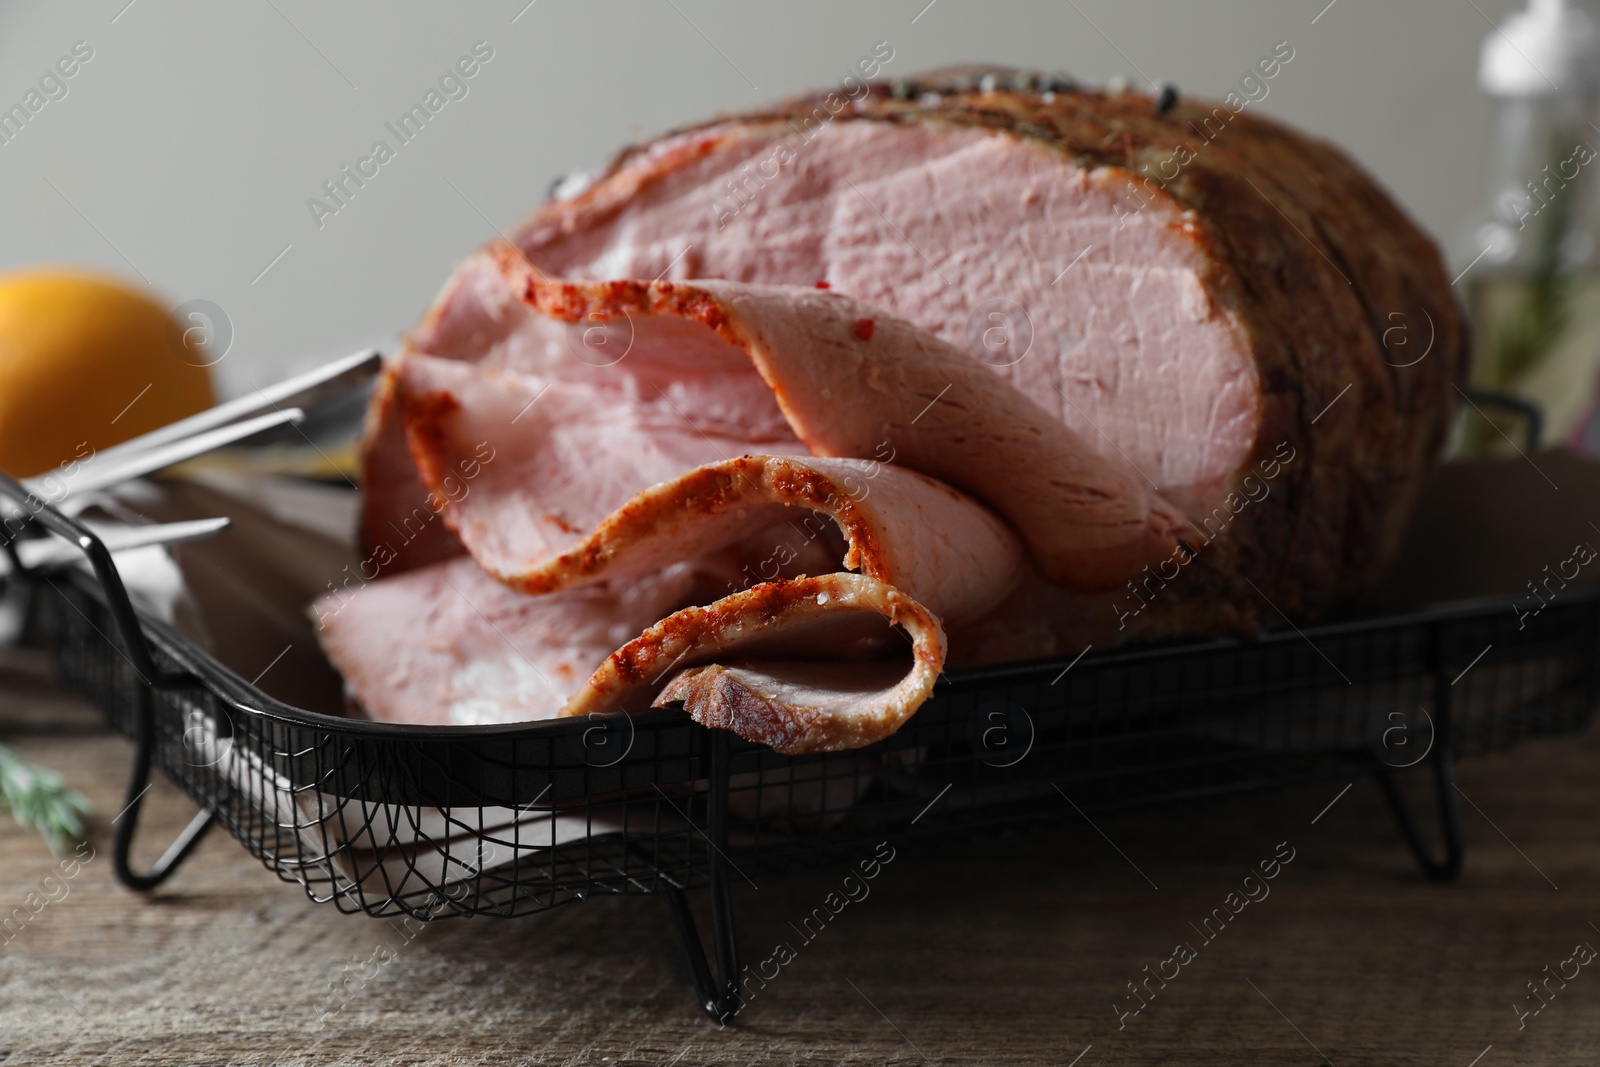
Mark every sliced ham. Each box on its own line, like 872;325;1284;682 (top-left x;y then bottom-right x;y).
567;572;945;754
391;351;802;584
361;250;801;577
313;555;696;727
358;371;466;576
331;74;1466;752
507;73;1466;621
392;250;1192;592
429;448;1026;625
315;553;944;754
324;434;1012;746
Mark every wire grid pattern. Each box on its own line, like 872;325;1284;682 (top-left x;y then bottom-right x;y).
31;567;1600;919
717;594;1600;867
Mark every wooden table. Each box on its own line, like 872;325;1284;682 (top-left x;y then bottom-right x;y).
2;643;1597;1066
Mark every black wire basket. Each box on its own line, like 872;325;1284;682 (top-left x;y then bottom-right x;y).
5;471;1598;1022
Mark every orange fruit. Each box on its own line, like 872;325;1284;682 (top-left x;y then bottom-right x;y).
0;270;215;478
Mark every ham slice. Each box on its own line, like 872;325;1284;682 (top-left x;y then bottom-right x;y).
432;448;1026;625
333;330;1011;747
314;555;697;727
572;573;944;754
391;248;1192;592
325;398;1012;747
392;352;802;585
360;249;802;577
358;371;466;575
315;548;945;753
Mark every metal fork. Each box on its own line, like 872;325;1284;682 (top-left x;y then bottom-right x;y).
3;346;383;561
20;347;382;505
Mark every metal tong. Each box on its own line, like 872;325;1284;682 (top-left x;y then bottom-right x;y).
2;348;382;568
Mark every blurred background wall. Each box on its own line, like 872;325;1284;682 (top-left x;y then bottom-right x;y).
0;0;1547;395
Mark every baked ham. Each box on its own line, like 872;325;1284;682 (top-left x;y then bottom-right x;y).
316;556;944;751
390;254;1188;592
319;71;1464;753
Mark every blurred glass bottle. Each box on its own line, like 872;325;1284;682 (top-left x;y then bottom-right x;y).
1463;0;1600;455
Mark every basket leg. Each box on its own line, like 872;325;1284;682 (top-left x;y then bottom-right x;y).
665;729;742;1024
665;886;741;1024
1374;690;1463;882
112;688;215;891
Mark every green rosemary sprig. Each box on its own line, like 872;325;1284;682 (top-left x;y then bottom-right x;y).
0;742;91;854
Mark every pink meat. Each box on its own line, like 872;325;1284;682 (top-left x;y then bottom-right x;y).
313;555;696;727
393;352;802;581
358;371;466;576
569;572;946;754
393;251;1192;592
362;251;798;576
422;447;1023;624
337;246;1203;750
516;120;1259;506
314;547;947;753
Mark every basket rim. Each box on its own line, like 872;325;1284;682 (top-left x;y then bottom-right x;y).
41;560;1599;744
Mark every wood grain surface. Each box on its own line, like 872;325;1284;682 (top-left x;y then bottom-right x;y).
1;644;1597;1066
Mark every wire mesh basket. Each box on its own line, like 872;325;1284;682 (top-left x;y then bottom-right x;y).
7;470;1599;1020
